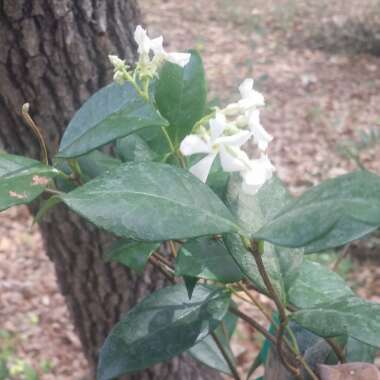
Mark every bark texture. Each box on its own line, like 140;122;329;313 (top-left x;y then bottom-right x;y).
0;1;221;379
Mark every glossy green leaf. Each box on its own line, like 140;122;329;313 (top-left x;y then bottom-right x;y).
292;296;380;348
61;162;239;241
104;239;159;272
188;311;237;375
155;50;207;145
77;150;122;181
176;237;243;283
97;284;230;379
287;260;353;309
255;171;380;252
0;154;58;211
224;176;303;302
346;337;377;363
58;82;168;158
116;134;157;162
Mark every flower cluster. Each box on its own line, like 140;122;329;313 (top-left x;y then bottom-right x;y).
109;25;191;84
180;79;275;194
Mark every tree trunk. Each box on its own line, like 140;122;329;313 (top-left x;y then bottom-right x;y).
0;1;221;379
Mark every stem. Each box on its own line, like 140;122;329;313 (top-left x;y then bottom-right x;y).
160;126;176;153
237;282;274;324
168;241;178;257
229;306;276;346
331;244;350;272
325;338;346;363
44;188;63;196
211;331;240;380
152;252;174;270
247;240;301;377
149;255;175;283
21;103;49;165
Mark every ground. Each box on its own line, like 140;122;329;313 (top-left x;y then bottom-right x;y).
1;0;380;379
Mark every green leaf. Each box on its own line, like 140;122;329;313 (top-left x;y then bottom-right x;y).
104;239;159;272
77;150;122;181
0;154;58;211
346;337;377;363
116;134;157;162
188;311;237;375
176;237;243;283
291;296;380;348
61;162;239;241
97;284;230;379
224;176;303;302
155;50;207;145
58;82;168;158
286;260;353;309
254;171;380;252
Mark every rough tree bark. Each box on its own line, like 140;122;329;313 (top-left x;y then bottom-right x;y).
0;1;222;379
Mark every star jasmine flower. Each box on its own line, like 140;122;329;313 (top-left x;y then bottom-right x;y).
241;154;275;194
180;112;251;182
134;25;190;69
248;109;273;151
238;78;265;110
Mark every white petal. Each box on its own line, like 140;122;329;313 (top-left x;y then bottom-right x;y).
150;36;165;55
224;102;241;117
189;154;217;182
219;146;249;172
241;155;275;194
165;52;191;67
134;25;151;55
250;123;273;151
180;135;211;156
209;112;227;140
238;91;265;109
216;130;251;147
239;78;254;98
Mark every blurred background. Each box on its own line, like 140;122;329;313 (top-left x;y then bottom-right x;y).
1;0;380;379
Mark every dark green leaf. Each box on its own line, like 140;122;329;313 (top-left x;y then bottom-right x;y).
155;50;207;145
58;82;168;158
176;237;243;283
287;260;353;309
188;311;237;375
77;150;121;181
97;284;230;379
61;162;239;241
224;175;303;302
292;296;380;348
104;239;159;272
255;171;380;252
116;134;157;162
346;337;377;363
0;154;58;211
183;276;199;299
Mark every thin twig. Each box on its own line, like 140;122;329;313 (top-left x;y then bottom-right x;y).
21;103;49;165
247;240;301;378
237;282;274;324
211;331;240;380
325;338;346;363
331;244;351;272
229;306;276;346
149;255;175;283
152;252;174;270
168;240;178;257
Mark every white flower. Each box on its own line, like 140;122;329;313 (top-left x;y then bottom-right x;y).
238;78;265;110
241;154;275;195
180;112;251;182
134;25;191;69
248;109;273;151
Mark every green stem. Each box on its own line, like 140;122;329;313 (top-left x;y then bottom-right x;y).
211;331;240;380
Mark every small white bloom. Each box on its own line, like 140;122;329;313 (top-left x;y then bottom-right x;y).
180;112;251;182
134;25;191;71
238;78;265;110
109;55;126;69
248;109;273;151
241;154;275;195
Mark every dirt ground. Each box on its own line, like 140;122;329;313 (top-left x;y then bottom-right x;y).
2;0;380;379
